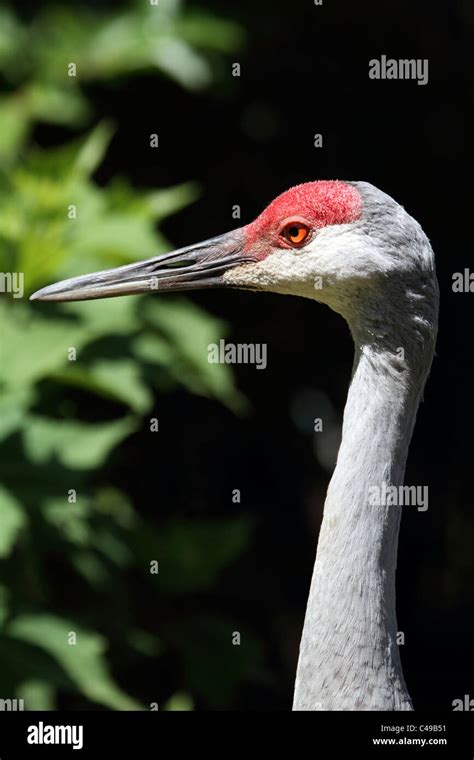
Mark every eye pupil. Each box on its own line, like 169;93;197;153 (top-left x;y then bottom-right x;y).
282;222;309;246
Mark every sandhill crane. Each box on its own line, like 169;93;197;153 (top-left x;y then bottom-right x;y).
31;180;439;710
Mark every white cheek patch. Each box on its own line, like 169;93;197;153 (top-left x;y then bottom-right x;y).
224;249;298;290
224;225;367;301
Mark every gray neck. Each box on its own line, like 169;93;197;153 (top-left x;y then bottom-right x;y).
293;327;433;711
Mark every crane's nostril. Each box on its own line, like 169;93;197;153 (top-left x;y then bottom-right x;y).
150;257;197;272
162;259;195;269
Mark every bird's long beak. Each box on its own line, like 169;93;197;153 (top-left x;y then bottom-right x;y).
30;228;252;302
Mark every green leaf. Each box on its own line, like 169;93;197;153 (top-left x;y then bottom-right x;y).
0;487;26;559
17;679;56;710
26;83;90;127
132;333;175;366
8;615;142;710
54;359;153;413
0;387;35;442
73;121;115;177
0;305;96;389
128;629;163;659
164;691;194;711
23;416;136;470
0;8;25;71
62;295;139;335
66;213;159;260
71;551;111;589
0;585;9;627
150;37;212;90
0;97;31;160
143;298;246;410
136;517;254;594
178;12;245;53
141;182;199;222
42;498;92;547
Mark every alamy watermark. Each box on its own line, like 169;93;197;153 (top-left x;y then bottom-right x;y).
452;694;474;711
369;56;429;86
0;698;24;710
208;340;267;370
27;721;83;750
368;483;429;512
452;269;474;292
0;271;24;298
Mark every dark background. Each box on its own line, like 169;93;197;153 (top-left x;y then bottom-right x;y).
9;0;474;710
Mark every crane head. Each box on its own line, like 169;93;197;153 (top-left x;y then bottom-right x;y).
30;180;436;326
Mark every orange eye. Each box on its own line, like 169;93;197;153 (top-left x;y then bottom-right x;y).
281;221;311;247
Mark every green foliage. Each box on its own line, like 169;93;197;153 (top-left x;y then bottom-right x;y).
0;1;260;711
139;517;254;595
0;1;244;162
163;691;194;711
8;615;141;710
0;488;26;559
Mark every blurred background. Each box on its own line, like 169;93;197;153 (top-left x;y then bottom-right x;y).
0;0;472;710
